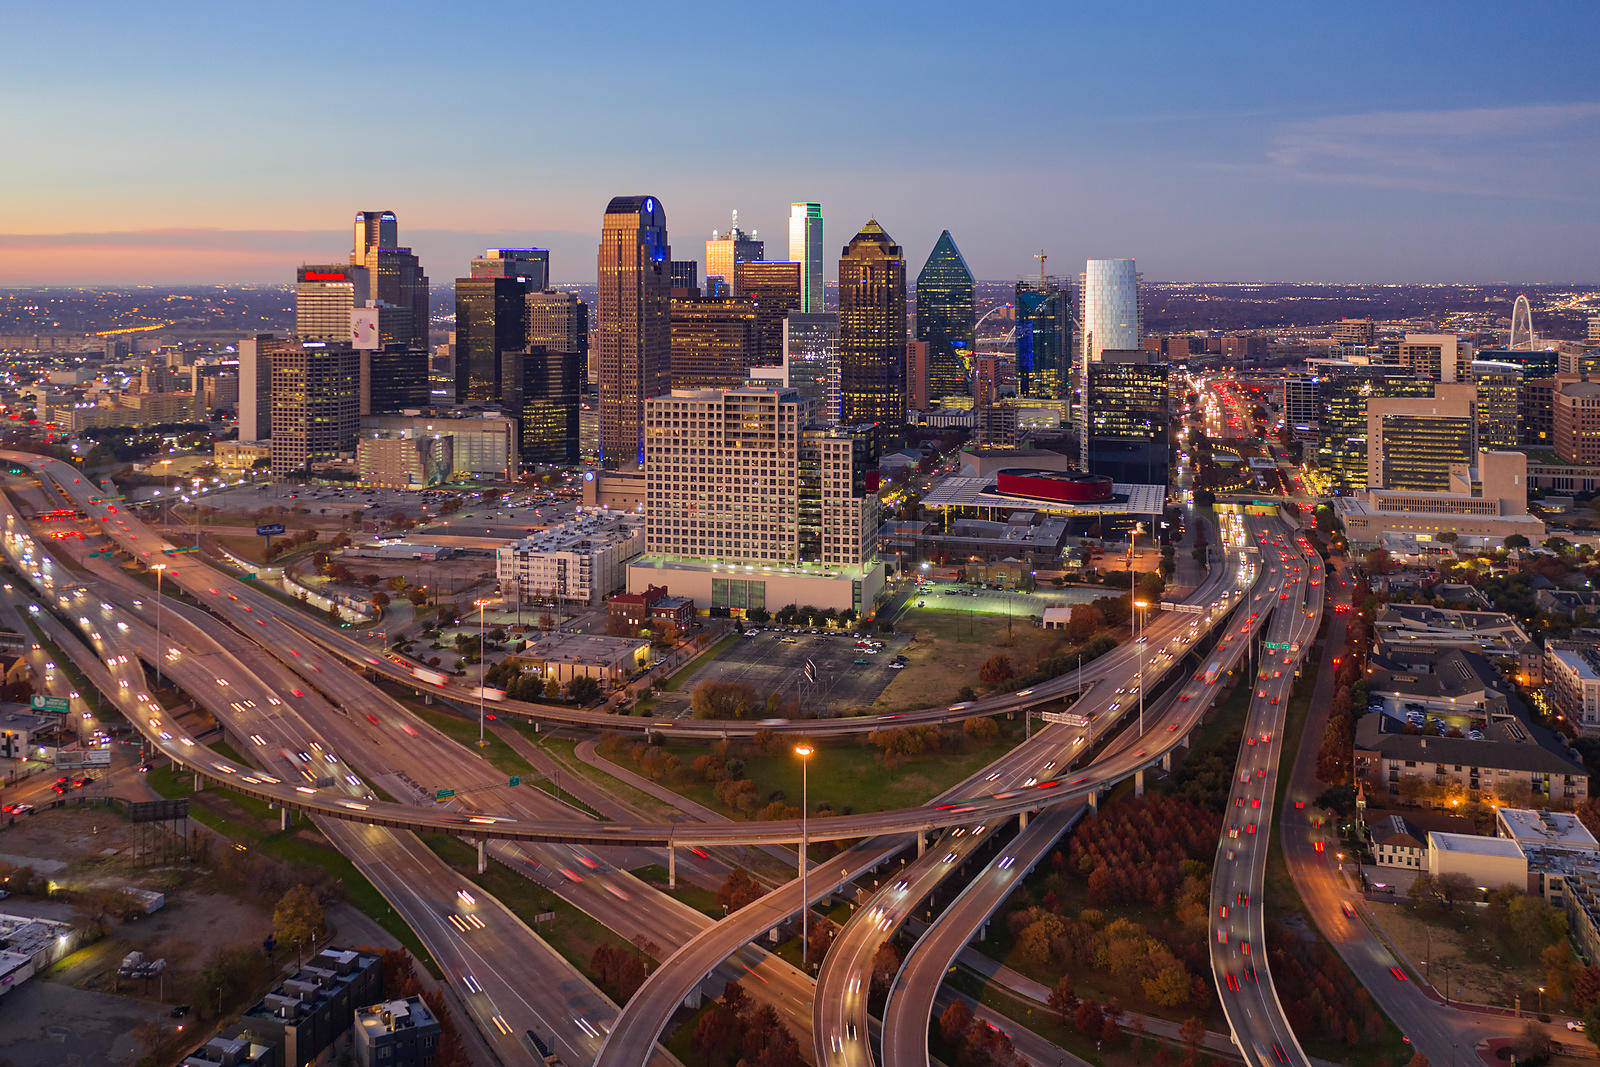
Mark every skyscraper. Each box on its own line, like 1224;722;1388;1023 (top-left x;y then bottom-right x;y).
1015;278;1069;402
454;273;529;403
669;260;700;298
296;265;369;342
914;230;975;401
1079;258;1141;363
269;341;359;473
788;202;824;313
350;211;430;350
524;290;589;386
596;196;671;467
705;211;763;297
734;260;803;363
501;346;581;465
1085;351;1169;486
783;313;840;425
669;298;759;389
470;248;550;289
838;220;907;439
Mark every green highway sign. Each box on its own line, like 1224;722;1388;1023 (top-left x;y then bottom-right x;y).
508;776;520;787
241;573;256;580
1264;641;1289;650
31;694;69;714
435;788;455;801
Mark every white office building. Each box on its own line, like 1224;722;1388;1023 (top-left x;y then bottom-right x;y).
1079;258;1141;362
788;202;824;314
496;510;644;607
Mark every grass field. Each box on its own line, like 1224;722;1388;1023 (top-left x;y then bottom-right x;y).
869;607;1085;713
656;714;1027;818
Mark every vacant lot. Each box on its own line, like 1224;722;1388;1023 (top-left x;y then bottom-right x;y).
680;630;910;714
1364;900;1553;1009
870;607;1077;713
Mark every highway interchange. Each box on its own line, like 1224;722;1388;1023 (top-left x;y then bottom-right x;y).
0;429;1474;1067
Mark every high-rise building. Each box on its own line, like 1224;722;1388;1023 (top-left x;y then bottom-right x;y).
734;261;803;363
914;230;975;401
669;260;700;298
1366;382;1477;491
269;341;359;473
905;340;931;411
1396;333;1472;383
1312;368;1435;491
1470;360;1522;450
1332;319;1377;346
360;347;429;416
596;196;671;467
524;290;590;387
838;220;907;439
296;265;369;342
1283;376;1319;433
788;203;824;314
1079;258;1141;363
1555;380;1600;465
783;313;840;425
454;274;529;403
705;211;763;298
669;298;759;389
470;248;550;289
1590;315;1600;344
350;301;413;351
1085;351;1169;486
350;211;429;350
501;347;580;465
1015;278;1069;402
238;333;291;441
1478;347;1559;379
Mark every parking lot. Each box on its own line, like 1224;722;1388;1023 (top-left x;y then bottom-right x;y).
683;630;912;715
908;580;1108;619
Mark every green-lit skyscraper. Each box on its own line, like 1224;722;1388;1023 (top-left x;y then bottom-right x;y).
914;230;974;401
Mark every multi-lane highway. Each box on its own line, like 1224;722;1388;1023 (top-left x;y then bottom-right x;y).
1209;518;1325;1066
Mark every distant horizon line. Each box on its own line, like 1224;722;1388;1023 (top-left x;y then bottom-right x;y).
1;279;1595;290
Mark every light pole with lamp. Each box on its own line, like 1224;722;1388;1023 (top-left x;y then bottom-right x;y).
795;743;813;970
1133;598;1149;735
473;589;499;747
152;563;167;688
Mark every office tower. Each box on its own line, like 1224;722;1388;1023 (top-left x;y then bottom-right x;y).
1282;376;1318;433
350;211;430;350
1479;347;1559;379
973;353;1015;408
838;220;907;439
1555;379;1600;464
784;313;840;424
350;301;414;351
1365;382;1477;491
360;347;430;416
524;290;590;387
1079;258;1141;363
788;202;824;313
905;340;930;411
1014;278;1069;401
644;387;876;568
734;260;803;363
914;230;975;400
501;346;580;465
1470;360;1522;449
1084;351;1169;486
1590;316;1600;344
596;196;671;467
1332;319;1377;345
705;211;763;297
669;298;759;388
269;341;359;473
1396;333;1472;383
237;334;289;441
1312;368;1435;491
669;260;700;298
454;274;529;403
296;265;369;342
470;248;550;289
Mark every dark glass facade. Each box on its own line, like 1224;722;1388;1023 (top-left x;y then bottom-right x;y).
669;298;759;388
596;196;671;467
1380;414;1475;491
1086;356;1169;486
1015;279;1069;400
1313;370;1433;492
839;220;907;439
361;346;429;416
454;276;529;403
500;347;581;465
914;230;975;400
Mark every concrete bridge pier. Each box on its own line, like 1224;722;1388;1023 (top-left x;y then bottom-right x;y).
477;839;487;875
1162;750;1173;773
668;846;676;889
1088;790;1099;813
280;807;290;831
1018;810;1029;831
916;831;926;857
1134;769;1145;797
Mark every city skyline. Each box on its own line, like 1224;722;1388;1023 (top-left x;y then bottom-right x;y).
3;3;1598;286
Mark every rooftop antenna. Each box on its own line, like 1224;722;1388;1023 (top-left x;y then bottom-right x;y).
1035;250;1048;285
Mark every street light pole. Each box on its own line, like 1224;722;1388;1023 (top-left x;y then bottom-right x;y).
152;564;166;688
473;594;495;747
795;743;813;971
1133;599;1149;736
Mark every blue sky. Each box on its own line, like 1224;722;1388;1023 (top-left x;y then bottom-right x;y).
2;0;1596;284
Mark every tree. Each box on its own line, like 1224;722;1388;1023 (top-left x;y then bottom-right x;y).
978;655;1014;688
273;884;324;962
1504;534;1531;552
717;868;763;913
962;716;1000;743
939;999;973;1045
567;675;601;705
805;921;835;968
1047;976;1079;1022
1179;1016;1206;1057
1143;964;1193;1007
370;590;390;609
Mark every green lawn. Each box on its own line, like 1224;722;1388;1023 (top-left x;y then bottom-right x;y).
870;607;1084;713
660;634;740;691
658;715;1027;818
629;865;722;917
531;735;685;821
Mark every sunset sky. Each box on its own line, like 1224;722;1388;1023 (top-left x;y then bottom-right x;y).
4;0;1597;285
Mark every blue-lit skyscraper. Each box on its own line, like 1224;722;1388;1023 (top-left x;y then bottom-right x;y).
597;196;671;467
1015;277;1069;402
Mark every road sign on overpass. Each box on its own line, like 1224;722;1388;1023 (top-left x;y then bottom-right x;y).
435;789;455;801
1264;641;1289;650
1160;602;1204;614
1041;711;1091;727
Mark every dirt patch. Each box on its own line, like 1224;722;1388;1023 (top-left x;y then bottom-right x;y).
1365;901;1545;1008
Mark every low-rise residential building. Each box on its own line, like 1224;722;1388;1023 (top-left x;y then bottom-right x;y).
240;948;380;1067
1372;814;1427;869
496;510;644;607
1535;589;1600;619
1545;642;1600;734
1365;648;1511;721
354;996;440;1067
181;1031;278;1067
1354;710;1589;808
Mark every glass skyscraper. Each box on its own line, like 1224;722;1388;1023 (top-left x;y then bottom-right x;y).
1079;258;1141;362
1015;278;1069;402
788;202;824;314
838;220;907;439
596;196;671;467
914;230;975;401
784;312;840;424
705;211;763;297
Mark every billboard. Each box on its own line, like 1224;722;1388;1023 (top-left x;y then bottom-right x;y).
55;749;112;769
127;798;189;823
256;523;285;537
31;694;68;714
